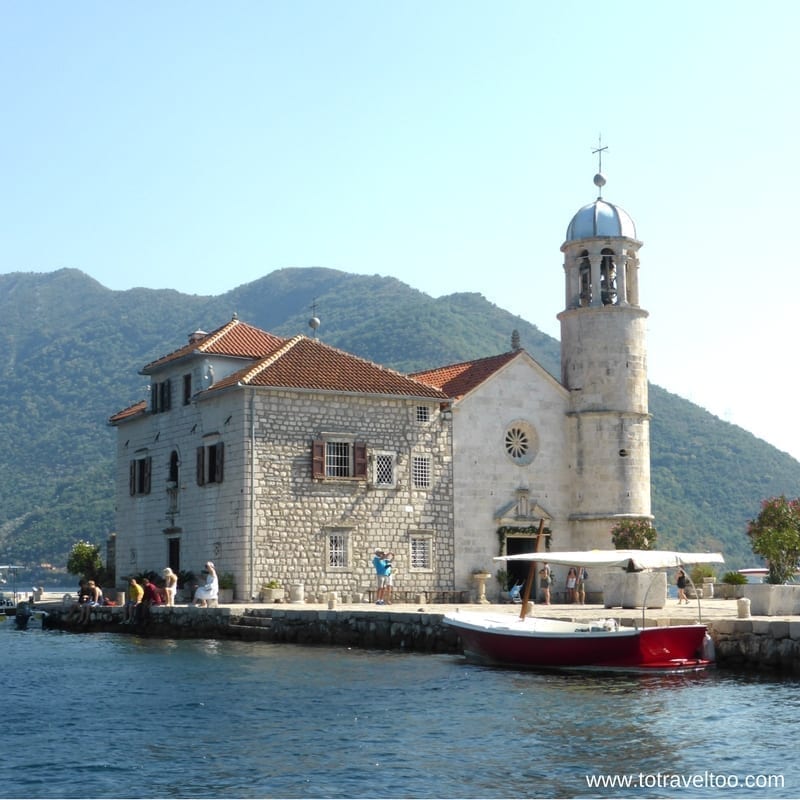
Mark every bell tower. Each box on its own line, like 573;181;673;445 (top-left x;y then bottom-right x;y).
557;160;652;549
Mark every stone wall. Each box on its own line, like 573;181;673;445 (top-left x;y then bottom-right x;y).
43;603;800;675
709;619;800;673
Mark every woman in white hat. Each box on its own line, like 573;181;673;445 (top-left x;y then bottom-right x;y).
162;567;177;607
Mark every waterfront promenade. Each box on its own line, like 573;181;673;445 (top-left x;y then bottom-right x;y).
29;590;800;675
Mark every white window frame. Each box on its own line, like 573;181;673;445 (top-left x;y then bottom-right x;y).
409;532;433;572
326;528;351;570
415;405;431;423
411;454;431;489
372;451;396;488
326;439;352;478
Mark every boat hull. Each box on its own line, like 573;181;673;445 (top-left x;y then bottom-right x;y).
444;612;713;672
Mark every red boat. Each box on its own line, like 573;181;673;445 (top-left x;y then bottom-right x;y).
443;611;714;672
444;549;724;672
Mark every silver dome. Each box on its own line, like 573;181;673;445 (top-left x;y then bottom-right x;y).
565;199;636;242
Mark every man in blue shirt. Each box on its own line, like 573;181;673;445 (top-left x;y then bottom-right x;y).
373;549;389;605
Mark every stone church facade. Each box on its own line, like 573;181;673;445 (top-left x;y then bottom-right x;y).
110;172;651;602
110;325;454;601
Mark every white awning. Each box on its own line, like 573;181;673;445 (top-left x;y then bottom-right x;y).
494;550;724;570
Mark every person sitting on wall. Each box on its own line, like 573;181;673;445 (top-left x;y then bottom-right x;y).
141;577;162;620
78;580;103;625
122;577;144;624
193;561;219;608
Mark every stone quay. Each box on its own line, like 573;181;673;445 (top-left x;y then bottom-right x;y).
37;596;800;675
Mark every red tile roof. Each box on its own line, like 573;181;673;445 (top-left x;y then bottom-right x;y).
141;316;287;373
108;400;147;425
411;350;523;399
209;335;449;399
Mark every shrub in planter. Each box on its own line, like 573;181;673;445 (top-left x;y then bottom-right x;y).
722;571;747;585
260;580;283;602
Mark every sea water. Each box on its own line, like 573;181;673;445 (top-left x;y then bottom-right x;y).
1;623;798;799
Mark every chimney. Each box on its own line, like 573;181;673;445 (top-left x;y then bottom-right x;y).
188;329;207;344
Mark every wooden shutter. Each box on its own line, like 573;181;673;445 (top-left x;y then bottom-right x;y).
214;442;224;483
151;383;158;412
162;379;171;411
312;440;325;479
196;446;205;486
129;460;136;495
354;442;367;479
143;457;152;494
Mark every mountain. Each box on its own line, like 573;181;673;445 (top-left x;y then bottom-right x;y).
1;267;798;572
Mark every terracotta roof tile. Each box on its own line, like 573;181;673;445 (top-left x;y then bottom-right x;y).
108;400;147;426
411;350;522;399
141;316;286;373
209;336;449;399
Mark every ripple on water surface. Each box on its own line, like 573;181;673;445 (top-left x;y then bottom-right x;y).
1;627;798;798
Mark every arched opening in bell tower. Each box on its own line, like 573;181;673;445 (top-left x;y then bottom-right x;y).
579;251;591;306
600;248;618;306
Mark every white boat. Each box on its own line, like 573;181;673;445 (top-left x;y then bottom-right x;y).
444;549;724;672
0;565;25;616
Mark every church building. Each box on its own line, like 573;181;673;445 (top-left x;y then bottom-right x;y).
109;171;651;602
414;170;651;596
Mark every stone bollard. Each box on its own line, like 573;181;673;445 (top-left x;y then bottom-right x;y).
737;597;751;618
327;591;337;610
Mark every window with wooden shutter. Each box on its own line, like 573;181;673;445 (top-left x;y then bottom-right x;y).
312;440;325;479
212;442;224;483
130;456;152;495
354;442;367;479
196;446;205;486
143;456;152;494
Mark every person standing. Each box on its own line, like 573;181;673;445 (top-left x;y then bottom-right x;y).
576;566;587;605
384;551;395;604
538;563;551;605
194;561;219;607
162;567;178;606
566;567;578;603
676;567;689;604
372;550;389;605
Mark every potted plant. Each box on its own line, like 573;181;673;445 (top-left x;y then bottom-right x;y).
719;570;747;599
218;572;235;603
177;570;197;602
259;579;283;603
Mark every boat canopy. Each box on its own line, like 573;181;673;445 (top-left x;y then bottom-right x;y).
494;550;724;570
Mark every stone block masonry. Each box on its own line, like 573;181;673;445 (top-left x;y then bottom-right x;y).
40;602;800;675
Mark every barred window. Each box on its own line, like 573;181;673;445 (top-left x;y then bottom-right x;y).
416;405;430;423
373;452;396;488
326;441;351;477
412;455;431;488
410;536;432;570
312;440;367;480
328;530;349;568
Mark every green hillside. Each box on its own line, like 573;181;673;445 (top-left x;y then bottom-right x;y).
1;266;797;572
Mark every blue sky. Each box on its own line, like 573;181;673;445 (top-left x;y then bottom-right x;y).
2;1;799;462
